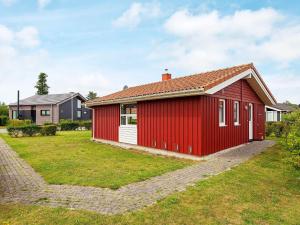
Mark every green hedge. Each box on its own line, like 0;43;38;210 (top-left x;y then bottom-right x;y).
7;124;57;138
60;120;80;131
40;125;57;136
59;120;92;131
0;115;8;126
9;119;32;127
266;122;285;137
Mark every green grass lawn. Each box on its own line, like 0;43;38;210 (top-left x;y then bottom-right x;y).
0;143;299;224
0;131;192;189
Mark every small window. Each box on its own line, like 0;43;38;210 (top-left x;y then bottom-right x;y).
219;99;226;126
234;101;240;126
77;99;82;109
41;110;50;116
120;104;137;126
77;111;82;118
12;110;18;119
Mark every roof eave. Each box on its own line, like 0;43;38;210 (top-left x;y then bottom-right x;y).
87;88;205;107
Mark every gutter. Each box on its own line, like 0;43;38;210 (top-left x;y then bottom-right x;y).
86;88;205;107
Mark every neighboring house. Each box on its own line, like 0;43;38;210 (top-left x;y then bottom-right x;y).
9;93;91;125
87;63;276;157
265;103;295;122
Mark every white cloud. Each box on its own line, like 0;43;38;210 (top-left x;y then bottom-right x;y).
150;8;300;71
113;2;160;28
16;26;40;48
1;0;16;6
37;0;51;9
0;25;14;44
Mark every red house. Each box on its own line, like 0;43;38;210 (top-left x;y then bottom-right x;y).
87;63;276;157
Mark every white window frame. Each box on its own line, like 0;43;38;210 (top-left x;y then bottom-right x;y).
77;110;82;119
234;101;240;126
219;99;226;127
12;110;18;119
120;104;137;127
77;99;82;109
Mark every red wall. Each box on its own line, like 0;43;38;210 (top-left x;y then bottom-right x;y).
137;79;265;156
93;79;266;157
137;97;202;155
93;104;119;141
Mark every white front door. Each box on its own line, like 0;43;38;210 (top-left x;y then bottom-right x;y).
249;103;253;140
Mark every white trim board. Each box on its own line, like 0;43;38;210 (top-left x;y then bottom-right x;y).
205;69;276;105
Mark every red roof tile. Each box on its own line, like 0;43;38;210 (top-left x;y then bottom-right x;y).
88;63;273;106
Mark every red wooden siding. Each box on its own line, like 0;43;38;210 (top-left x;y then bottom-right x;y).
93;79;266;157
137;97;202;155
93;104;119;141
137;79;265;156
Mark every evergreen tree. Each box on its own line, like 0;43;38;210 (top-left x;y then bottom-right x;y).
86;91;97;100
35;73;49;95
0;102;8;116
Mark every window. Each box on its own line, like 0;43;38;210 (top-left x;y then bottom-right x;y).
77;110;82;118
12;110;18;119
77;99;82;109
219;99;226;126
234;101;240;126
120;104;137;126
41;110;50;116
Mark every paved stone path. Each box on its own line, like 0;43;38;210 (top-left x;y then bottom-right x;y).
0;138;275;214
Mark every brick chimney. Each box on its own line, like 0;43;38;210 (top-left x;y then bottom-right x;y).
162;69;172;81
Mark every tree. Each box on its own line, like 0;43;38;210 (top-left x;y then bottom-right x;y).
86;91;97;100
0;102;8;116
35;73;49;95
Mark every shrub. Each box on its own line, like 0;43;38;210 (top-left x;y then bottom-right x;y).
273;122;285;138
43;121;54;125
9;119;31;127
265;122;274;136
280;110;300;169
59;120;80;131
0;115;8;126
40;125;57;136
80;120;92;130
7;125;41;137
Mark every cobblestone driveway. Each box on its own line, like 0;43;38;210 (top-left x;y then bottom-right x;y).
0;138;274;214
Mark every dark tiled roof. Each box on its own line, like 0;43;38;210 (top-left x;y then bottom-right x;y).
10;93;83;106
275;103;297;112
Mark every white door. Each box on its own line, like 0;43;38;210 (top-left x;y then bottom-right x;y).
249;103;253;140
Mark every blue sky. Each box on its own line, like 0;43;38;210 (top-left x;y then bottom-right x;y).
0;0;300;104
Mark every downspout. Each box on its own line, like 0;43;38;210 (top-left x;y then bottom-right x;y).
71;97;74;121
92;108;95;139
51;104;53;123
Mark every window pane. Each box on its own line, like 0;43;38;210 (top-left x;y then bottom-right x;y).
234;102;238;123
121;116;126;125
121;104;137;114
77;100;82;109
77;111;82;118
127;116;137;125
219;101;224;123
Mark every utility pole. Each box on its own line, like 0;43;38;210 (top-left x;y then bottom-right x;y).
17;90;20;119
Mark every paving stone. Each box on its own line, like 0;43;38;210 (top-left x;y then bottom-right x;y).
0;138;275;214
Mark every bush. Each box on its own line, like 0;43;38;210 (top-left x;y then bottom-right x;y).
273;122;285;138
43;121;54;125
265;122;274;136
40;125;57;136
60;120;80;131
7;124;57;137
280;110;300;169
0;115;8;126
7;125;41;137
9;119;31;127
80;120;92;130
